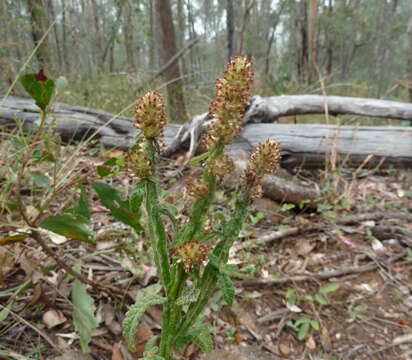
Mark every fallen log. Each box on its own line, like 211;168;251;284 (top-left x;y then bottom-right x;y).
1;95;412;205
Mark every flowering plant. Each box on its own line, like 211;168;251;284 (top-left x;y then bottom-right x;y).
96;56;281;359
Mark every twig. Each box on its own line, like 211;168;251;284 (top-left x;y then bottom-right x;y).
241;225;323;249
257;308;288;325
30;229;125;297
0;303;61;353
336;211;412;225
241;251;407;287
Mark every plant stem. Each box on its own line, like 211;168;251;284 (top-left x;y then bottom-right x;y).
172;194;250;342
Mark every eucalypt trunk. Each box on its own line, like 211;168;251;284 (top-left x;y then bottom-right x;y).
109;57;282;359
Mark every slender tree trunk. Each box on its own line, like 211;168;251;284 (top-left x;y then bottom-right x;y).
264;0;285;76
101;1;125;68
176;0;187;76
153;0;187;122
90;0;103;69
407;12;412;102
25;0;53;72
186;0;199;75
297;0;308;83
61;0;70;74
123;0;136;71
46;0;62;72
307;0;318;83
237;0;255;55
324;0;333;77
226;0;235;60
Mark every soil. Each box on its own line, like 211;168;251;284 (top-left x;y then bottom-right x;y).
1;148;412;360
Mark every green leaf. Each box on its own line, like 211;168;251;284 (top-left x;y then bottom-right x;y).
122;286;165;352
188;151;210;165
319;283;340;294
55;76;68;92
0;306;10;322
176;286;200;306
175;322;211;350
285;288;296;306
92;182;143;231
310;320;320;330
39;214;95;243
280;203;296;212
297;321;310;341
96;156;124;177
72;275;98;353
193;328;213;353
144;336;159;352
73;187;91;221
130;182;145;214
20;71;55;111
27;171;50;189
207;253;220;269
218;271;235;306
314;294;328;305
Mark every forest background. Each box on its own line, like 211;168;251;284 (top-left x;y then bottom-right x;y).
2;0;412;123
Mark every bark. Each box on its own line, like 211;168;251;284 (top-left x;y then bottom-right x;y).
237;0;255;55
61;0;70;74
407;12;412;102
324;0;333;77
123;2;136;70
226;0;235;60
101;0;125;68
46;0;62;71
25;0;52;71
307;0;318;83
153;0;187;123
297;0;308;82
90;0;103;68
264;1;285;76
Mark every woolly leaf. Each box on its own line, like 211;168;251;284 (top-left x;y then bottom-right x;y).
218;271;235;306
176;286;200;306
193;327;213;353
122;285;165;352
175;322;211;350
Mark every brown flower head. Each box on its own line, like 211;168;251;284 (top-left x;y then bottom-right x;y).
173;241;209;272
125;143;152;178
134;91;167;139
244;140;281;193
186;177;209;199
205;55;254;148
207;154;234;181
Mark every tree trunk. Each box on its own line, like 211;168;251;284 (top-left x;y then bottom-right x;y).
324;0;333;77
123;1;136;71
61;0;70;74
153;0;187;123
307;0;318;83
25;0;52;72
297;0;308;83
237;0;255;55
46;0;62;72
90;0;103;69
407;11;412;102
226;0;235;60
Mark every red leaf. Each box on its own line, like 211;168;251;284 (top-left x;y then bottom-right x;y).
35;69;48;82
